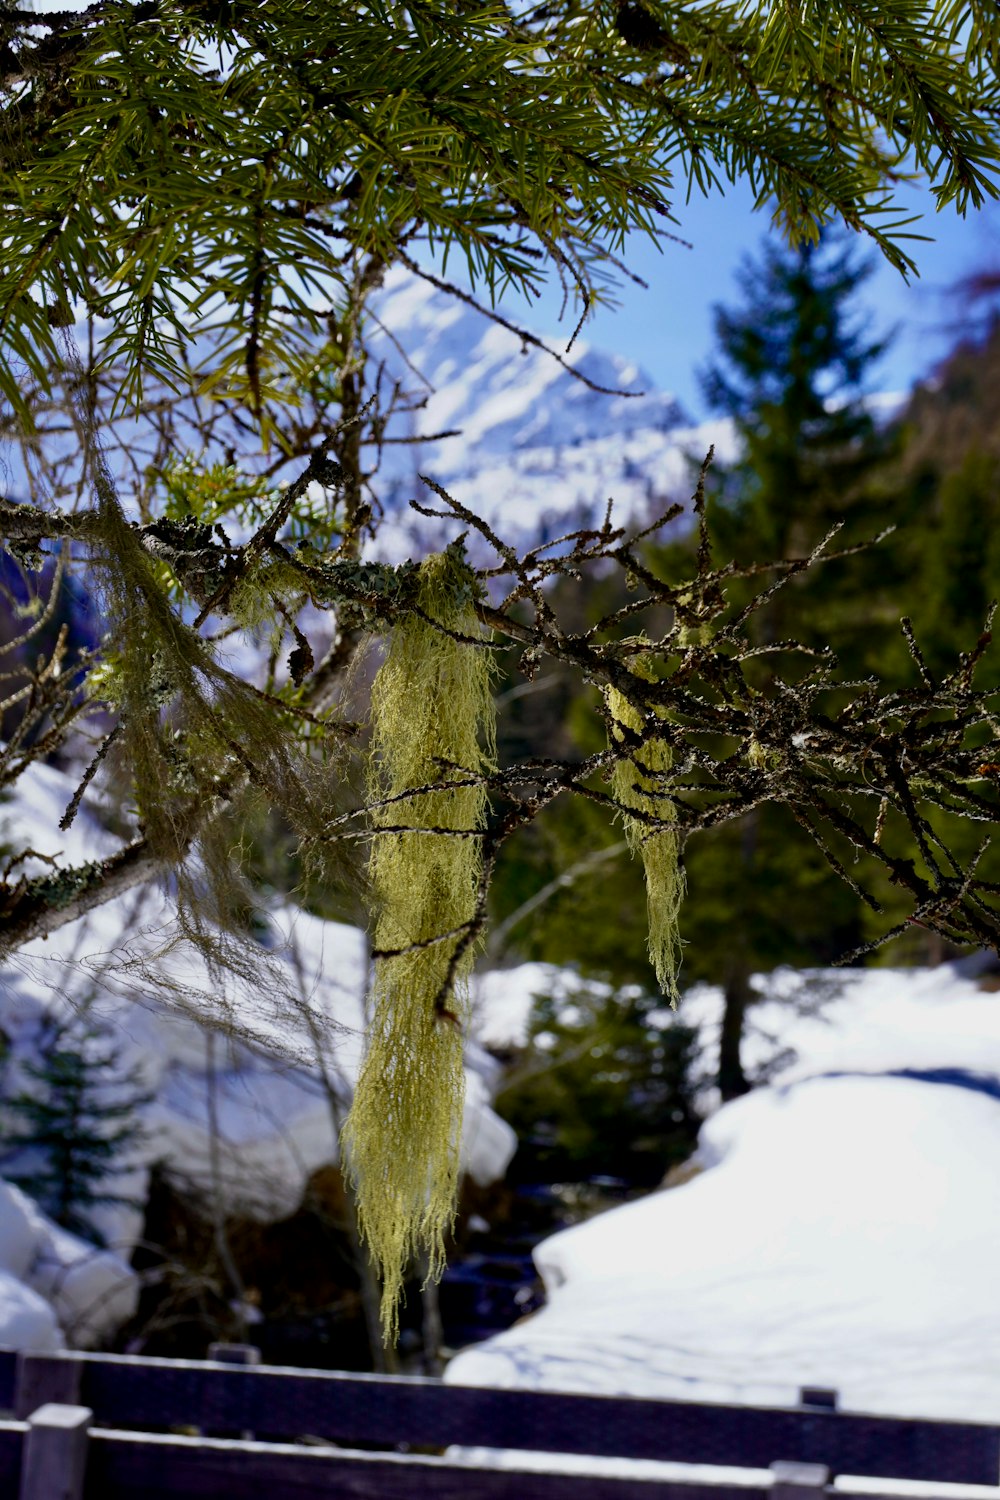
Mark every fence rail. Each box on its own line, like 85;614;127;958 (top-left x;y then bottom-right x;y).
0;1345;997;1499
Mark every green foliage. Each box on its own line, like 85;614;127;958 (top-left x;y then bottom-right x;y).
487;773;654;983
0;0;674;426
341;546;496;1342
3;0;1000;1352
1;0;999;427
665;233;902;982
160;455;272;532
908;447;1000;682
854;334;1000;958
490;230;905;994
497;984;702;1189
0;1015;151;1247
79;452;351;969
699;231;901;670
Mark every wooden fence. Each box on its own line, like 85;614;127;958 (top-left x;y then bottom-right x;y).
0;1344;997;1499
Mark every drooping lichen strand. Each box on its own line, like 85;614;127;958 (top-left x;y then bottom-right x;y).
342;548;496;1343
606;656;685;1006
89;467;351;976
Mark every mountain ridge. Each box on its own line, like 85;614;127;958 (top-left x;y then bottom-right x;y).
366;266;734;556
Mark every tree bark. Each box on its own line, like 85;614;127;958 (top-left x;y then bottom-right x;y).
0;837;170;956
718;965;753;1102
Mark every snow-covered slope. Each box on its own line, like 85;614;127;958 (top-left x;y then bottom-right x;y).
0;760;517;1346
448;964;1000;1442
367;266;733;556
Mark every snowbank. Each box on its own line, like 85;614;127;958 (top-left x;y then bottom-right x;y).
0;1272;60;1355
448;962;1000;1436
0;1181;136;1351
0;762;516;1270
468;963;594;1050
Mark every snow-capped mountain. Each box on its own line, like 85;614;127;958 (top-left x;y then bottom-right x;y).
366;266;734;556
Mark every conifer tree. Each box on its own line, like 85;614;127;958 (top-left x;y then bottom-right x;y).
893;318;1000;683
700;232;896;655
858;324;1000;958
0;1015;151;1246
0;0;999;1338
673;232;902;1097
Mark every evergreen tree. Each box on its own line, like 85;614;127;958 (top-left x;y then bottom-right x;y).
487;238;1000;1095
855;322;1000;961
918;449;1000;679
0;1016;151;1247
665;232;902;1096
892;320;1000;682
0;1;999;1339
496;984;702;1190
699;232;898;663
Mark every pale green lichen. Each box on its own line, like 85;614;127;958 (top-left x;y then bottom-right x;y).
341;547;496;1344
747;735;782;771
25;859;105;912
606;654;685;1006
88;467;349;970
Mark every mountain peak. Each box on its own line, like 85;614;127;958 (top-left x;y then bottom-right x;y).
368;267;698;551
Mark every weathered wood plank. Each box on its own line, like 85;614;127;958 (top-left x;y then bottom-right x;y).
65;1353;999;1483
18;1402;91;1500
0;1348;17;1411
5;1349;997;1484
15;1352;83;1419
83;1429;772;1500
0;1418;24;1491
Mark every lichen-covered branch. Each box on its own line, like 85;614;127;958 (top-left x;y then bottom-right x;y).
0;836;172;955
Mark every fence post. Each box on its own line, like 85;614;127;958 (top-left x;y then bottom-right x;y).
17;1402;91;1500
207;1342;260;1439
799;1387;838;1411
770;1460;831;1499
207;1342;261;1366
14;1354;82;1421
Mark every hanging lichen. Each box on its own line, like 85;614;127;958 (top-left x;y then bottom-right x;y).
84;443;351;978
606;653;685;1006
341;545;496;1343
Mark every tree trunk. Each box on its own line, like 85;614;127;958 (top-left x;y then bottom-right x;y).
718;965;753;1102
419;1254;444;1376
717;808;757;1103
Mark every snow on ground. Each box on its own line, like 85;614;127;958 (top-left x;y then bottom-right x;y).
0;1180;136;1350
0;761;517;1346
447;962;1000;1487
468;963;593;1051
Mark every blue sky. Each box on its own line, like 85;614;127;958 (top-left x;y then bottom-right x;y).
489;179;1000;422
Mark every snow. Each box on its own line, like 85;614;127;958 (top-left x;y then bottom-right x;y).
0;1272;61;1355
468;963;583;1050
0;1180;136;1351
0;761;517;1345
15;0;95;10
366;265;721;558
446;961;1000;1488
27;1215;138;1349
